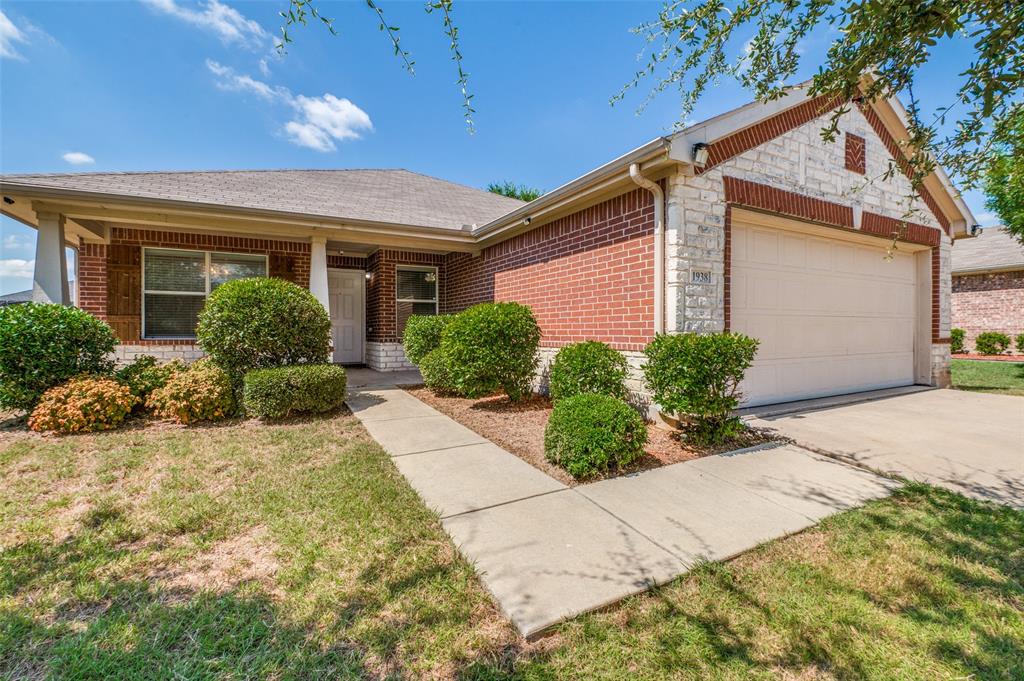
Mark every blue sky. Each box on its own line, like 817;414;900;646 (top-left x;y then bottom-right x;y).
0;0;995;295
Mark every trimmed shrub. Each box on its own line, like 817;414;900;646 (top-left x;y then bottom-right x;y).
1016;333;1024;354
29;376;136;434
950;328;966;354
403;314;455;365
0;303;118;411
196;277;330;379
975;331;1011;355
544;394;647;478
440;302;540;401
147;361;236;424
643;332;759;445
115;355;184;406
548;341;628;403
243;364;347;419
419;348;459;395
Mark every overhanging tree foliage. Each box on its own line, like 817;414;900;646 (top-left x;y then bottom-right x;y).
983;105;1024;244
486;181;544;202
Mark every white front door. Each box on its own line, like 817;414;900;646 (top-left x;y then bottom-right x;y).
328;269;365;364
731;220;918;407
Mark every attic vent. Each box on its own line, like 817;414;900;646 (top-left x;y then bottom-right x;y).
845;133;866;174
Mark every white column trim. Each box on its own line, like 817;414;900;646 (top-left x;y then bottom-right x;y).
32;211;71;304
309;236;330;316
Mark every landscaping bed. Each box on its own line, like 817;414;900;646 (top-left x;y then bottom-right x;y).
405;386;780;485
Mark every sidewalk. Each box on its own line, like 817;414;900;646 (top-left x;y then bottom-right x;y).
347;382;898;638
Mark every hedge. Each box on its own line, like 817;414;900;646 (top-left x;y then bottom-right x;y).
243;364;347;419
544;394;647;478
403;314;455;365
547;341;628;403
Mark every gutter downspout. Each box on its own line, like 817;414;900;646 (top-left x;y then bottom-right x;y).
629;164;665;335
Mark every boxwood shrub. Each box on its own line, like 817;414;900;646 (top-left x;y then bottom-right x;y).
950;328;966;354
548;341;628;403
147;360;236;424
403;314;455;365
115;355;184;407
440;302;540;401
0;302;118;411
419;348;459;395
196;277;330;379
1017;333;1024;354
975;331;1011;355
29;376;136;434
544;393;647;478
243;364;347;419
643;332;759;445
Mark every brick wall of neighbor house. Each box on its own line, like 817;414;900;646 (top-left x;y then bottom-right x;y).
77;226;312;363
665;100;953;387
952;270;1024;350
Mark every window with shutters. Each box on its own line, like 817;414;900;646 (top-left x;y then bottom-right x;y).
396;265;438;335
142;248;267;339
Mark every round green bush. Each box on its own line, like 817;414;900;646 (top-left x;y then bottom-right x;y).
974;331;1011;355
440;302;540;401
196;277;330;378
403;314;455;365
548;341;628;403
950;328;966;354
115;355;184;407
243;364;347;419
1017;333;1024;354
146;361;236;424
643;332;759;444
544;394;647;478
0;302;118;411
419;348;459;395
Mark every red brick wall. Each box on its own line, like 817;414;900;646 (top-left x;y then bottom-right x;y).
444;187;656;351
366;249;446;343
952;270;1024;350
77;241;108;319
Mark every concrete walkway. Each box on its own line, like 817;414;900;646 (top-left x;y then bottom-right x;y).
747;388;1024;509
347;382;896;638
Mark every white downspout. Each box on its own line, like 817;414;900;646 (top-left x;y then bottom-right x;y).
629;164;665;335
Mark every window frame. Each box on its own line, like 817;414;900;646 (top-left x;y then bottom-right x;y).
395;264;439;331
141;246;268;340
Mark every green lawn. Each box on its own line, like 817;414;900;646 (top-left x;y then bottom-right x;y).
2;414;1023;679
952;359;1024;396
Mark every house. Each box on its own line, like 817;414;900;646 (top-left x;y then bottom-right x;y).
0;85;976;407
951;227;1024;352
0;289;33;306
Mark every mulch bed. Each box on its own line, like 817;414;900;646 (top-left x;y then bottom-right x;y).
954;353;1024;362
404;387;781;486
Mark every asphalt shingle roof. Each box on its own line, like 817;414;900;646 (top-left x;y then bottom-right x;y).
0;169;526;231
952;227;1024;273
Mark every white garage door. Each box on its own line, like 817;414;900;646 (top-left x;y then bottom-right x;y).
731;220;917;407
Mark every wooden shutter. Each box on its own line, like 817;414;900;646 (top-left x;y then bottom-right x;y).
107;245;141;341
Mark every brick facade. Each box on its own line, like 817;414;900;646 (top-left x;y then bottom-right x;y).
444;187;655;352
952;270;1024;350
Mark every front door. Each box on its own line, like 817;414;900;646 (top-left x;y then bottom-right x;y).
328;269;365;364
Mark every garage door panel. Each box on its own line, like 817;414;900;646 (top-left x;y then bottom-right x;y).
733;221;917;406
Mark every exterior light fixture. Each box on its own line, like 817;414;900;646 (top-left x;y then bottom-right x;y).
524;216;533;226
692;143;710;167
364;272;372;281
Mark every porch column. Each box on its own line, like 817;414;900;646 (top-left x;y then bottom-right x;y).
309;236;330;315
32;211;71;305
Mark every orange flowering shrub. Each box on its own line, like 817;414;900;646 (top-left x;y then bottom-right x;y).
146;361;236;424
29;376;136;434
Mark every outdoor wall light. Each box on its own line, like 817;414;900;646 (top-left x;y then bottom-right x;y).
692;143;710;167
364;272;372;281
524;216;533;226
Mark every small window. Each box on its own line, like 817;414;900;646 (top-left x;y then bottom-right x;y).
143;248;267;339
396;266;438;335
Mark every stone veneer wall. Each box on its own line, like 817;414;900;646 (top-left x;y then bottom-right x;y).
951;269;1024;351
665;101;952;386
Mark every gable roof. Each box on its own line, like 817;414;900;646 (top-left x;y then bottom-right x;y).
952;227;1024;274
0;169;524;231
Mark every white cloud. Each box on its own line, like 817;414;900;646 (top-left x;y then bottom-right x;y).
0;11;28;60
142;0;269;50
0;258;34;280
258;57;271;77
206;61;373;152
62;151;96;165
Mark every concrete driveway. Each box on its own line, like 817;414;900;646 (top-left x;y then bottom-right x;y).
747;389;1024;508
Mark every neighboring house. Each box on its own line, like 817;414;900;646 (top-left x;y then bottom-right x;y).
0;289;32;306
0;84;976;407
951;227;1024;351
